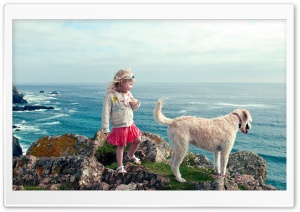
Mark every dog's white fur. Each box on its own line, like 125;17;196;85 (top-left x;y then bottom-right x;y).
154;100;252;182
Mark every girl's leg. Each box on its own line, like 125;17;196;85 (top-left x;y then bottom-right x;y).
116;145;125;167
128;136;141;158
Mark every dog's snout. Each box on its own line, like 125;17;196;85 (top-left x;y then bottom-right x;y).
246;124;250;129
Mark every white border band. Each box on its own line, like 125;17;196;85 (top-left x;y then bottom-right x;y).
4;3;294;207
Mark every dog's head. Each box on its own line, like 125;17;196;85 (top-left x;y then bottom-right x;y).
232;109;252;134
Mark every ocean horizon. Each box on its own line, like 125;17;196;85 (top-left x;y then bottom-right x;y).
12;82;287;190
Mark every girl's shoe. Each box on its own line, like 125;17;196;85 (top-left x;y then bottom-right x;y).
127;154;141;165
116;166;127;175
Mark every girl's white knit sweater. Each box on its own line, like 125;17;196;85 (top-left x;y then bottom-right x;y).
101;91;140;133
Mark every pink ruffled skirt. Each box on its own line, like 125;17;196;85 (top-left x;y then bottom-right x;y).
107;123;142;146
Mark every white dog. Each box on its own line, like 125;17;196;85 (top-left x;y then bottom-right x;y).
154;100;252;182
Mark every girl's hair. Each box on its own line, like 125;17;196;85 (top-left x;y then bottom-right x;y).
107;68;134;93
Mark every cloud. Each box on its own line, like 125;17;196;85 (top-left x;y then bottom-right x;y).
12;19;286;84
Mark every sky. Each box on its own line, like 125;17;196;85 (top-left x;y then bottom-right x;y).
12;19;286;84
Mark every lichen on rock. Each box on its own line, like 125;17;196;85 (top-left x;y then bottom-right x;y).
12;130;278;191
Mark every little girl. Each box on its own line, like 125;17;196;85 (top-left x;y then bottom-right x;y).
101;68;142;174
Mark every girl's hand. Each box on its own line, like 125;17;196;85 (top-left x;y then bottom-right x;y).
129;98;138;106
104;132;110;138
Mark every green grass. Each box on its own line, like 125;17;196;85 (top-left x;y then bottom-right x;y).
96;142;131;155
106;160;215;190
106;162;118;169
142;161;215;190
97;142;116;155
238;184;247;190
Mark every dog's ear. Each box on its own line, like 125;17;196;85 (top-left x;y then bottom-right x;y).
242;110;248;119
242;110;252;122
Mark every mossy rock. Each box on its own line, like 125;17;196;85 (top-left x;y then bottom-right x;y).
26;134;95;157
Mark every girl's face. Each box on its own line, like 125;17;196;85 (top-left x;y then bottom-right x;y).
120;79;134;93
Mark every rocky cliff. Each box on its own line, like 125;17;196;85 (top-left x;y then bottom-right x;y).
12;86;55;111
13;85;28;104
13;136;23;157
12;131;277;191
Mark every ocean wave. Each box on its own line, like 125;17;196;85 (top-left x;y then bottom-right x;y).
13;109;47;113
68;109;77;113
13;134;22;140
19;144;29;154
255;122;286;129
24;93;57;104
258;153;286;164
189;102;207;105
42;121;60;125
37;114;69;121
140;102;150;105
32;109;48;112
13;124;44;133
179;110;187;113
217;102;270;108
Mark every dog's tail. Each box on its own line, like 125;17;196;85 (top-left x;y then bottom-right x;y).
154;100;174;126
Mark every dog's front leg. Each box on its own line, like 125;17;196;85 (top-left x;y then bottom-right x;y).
214;152;221;174
220;150;230;175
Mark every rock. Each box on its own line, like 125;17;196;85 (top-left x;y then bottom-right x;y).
94;131;172;165
193;173;275;191
12;185;24;190
138;132;172;163
26;133;96;158
195;154;214;169
224;178;240;190
13;85;28;104
235;174;262;190
13;131;277;191
13;155;105;190
195;178;220;190
227;151;267;185
262;184;278;190
13;106;23;111
194;179;225;190
13;125;21;132
98;182;110;190
101;162;170;190
182;150;276;190
194;175;237;190
13;105;55;111
13;155;39;186
92;130;107;148
115;182;138;191
13;136;23;157
13;157;19;169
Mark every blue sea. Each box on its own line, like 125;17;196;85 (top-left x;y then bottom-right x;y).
12;83;286;190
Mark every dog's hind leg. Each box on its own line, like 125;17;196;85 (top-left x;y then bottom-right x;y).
171;155;186;182
214;152;221;174
170;137;189;183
